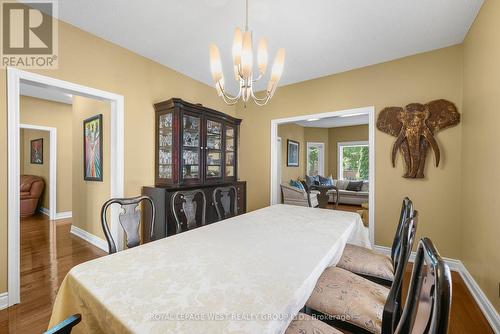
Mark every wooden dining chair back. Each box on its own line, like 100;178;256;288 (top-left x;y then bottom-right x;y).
213;186;238;221
391;197;414;268
382;211;418;334
394;238;452;334
171;189;206;234
101;195;156;254
44;314;81;334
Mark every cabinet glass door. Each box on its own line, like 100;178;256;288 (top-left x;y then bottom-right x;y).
182;114;201;181
158;112;173;181
225;126;235;179
205;119;222;179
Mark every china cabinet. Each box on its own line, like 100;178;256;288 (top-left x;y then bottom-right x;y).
154;98;241;186
143;98;245;241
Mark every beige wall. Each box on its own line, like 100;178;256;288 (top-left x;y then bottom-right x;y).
238;45;464;260
278;124;305;183
278;125;331;182
328;125;369;178
20;96;73;212
0;20;235;292
72;97;110;239
20;129;50;209
462;0;500;311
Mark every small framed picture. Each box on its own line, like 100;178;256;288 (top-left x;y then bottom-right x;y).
30;138;43;164
83;114;103;181
287;139;299;167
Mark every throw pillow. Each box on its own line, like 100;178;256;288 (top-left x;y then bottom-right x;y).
305;175;316;186
289;180;305;191
318;175;332;186
346;180;364;192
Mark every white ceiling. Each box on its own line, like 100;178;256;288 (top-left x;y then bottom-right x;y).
294;114;368;128
55;0;483;91
20;82;73;105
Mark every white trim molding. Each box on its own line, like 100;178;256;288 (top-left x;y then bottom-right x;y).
7;68;124;307
39;207;50;216
55;211;73;220
39;208;72;220
70;225;109;253
270;106;375;248
373;245;500;332
0;293;8;310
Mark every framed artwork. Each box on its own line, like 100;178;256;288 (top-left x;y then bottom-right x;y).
287;139;299;167
83;114;103;181
30;138;43;164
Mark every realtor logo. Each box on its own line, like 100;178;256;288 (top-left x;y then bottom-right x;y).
1;0;58;68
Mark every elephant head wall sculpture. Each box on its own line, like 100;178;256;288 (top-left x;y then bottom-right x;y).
377;99;460;178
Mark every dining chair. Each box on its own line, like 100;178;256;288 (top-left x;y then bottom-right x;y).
394;238;452;334
101;195;156;254
44;314;81;334
336;197;413;286
285;313;343;334
306;212;418;334
171;189;206;234
213;185;238;221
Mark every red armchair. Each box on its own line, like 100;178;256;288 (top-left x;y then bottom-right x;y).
20;175;45;218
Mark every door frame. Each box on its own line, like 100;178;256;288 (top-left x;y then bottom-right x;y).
19;124;57;220
306;142;325;176
7;68;125;306
270;106;375;247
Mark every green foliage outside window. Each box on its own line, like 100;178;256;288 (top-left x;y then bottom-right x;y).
342;145;369;180
308;147;319;175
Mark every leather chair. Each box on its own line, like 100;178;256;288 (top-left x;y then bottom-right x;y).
20;175;45;218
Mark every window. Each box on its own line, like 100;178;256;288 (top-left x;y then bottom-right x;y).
338;141;369;181
306;142;324;176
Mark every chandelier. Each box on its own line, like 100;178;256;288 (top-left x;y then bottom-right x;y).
209;0;285;107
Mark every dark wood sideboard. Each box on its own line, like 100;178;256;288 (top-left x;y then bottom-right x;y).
142;98;246;241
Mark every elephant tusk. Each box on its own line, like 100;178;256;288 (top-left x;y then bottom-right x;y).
392;130;406;167
423;127;440;166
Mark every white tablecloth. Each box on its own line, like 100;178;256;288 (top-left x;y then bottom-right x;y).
49;204;370;334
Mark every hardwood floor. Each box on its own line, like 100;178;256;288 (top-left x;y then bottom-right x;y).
0;213;494;333
0;214;105;334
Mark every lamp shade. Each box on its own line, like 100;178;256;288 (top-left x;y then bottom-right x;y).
270;48;285;83
257;38;268;76
209;43;223;83
241;31;253;79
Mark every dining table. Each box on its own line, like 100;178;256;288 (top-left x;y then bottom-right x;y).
48;204;370;334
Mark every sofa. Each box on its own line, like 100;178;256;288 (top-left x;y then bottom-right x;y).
328;179;368;206
304;175;368;206
20;175;45;218
280;183;319;207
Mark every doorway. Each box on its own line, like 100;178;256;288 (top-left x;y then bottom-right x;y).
7;68;124;307
270;106;375;246
19;124;57;220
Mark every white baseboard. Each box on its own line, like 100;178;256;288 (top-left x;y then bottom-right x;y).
374;245;500;332
70;225;109;253
55;211;72;220
0;292;8;310
39;207;50;216
457;261;500;333
38;208;72;220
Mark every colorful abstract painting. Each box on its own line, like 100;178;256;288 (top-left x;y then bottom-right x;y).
30;138;43;164
83;114;103;181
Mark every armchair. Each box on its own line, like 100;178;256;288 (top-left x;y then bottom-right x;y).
20;175;45;218
280;183;319;207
